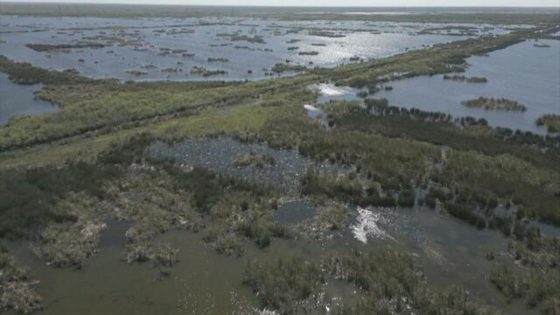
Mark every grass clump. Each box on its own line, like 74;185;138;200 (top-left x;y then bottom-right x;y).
25;42;105;52
270;63;306;73
298;51;319;56
443;74;487;83
244;249;494;314
216;33;266;44
536;114;560;133
326;249;494;315
31;192;107;268
243;256;324;313
233;152;275;168
0;250;42;314
462;97;527;111
490;265;560;311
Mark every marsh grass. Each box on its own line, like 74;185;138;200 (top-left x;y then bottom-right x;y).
0;250;42;314
536;114;560;133
462;97;527;111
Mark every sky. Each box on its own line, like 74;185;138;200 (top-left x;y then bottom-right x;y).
3;0;560;7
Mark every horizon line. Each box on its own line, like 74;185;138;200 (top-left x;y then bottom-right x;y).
1;2;560;8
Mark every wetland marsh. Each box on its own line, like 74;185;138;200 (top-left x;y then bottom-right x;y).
0;4;559;315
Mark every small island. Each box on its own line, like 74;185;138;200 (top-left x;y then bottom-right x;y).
298;51;319;56
462;97;527;111
536;114;560;132
534;43;551;48
443;74;487;83
208;57;229;62
190;66;227;77
271;63;307;73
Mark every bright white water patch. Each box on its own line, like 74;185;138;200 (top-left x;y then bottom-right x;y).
303;103;328;125
303;104;320;111
315;83;356;96
311;83;364;104
351;207;395;244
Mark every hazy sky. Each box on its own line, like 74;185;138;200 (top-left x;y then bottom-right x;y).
4;0;560;7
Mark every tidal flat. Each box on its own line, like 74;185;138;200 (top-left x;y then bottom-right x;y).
0;4;560;315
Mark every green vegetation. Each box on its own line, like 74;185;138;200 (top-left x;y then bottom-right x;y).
31;192;106;268
270;63;307;73
126;69;147;76
0;250;42;314
244;249;494;314
25;43;106;52
534;43;551;48
537;114;560;132
233;152;275;168
314;202;350;231
0;55;95;85
216;33;266;44
298;51;319;56
309;30;345;38
244;256;324;313
489;230;560;312
190;66;227;76
462;97;527;111
419;25;478;36
490;266;560;311
207;57;229;63
0;22;559;314
443;74;488;83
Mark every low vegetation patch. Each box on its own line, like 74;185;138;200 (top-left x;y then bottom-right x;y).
462;97;527;111
536;114;560;132
25;42;106;52
443;74;488;83
298;51;319;56
0;250;42;314
270;63;307;73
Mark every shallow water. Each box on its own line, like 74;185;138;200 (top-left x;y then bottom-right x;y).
147;137;340;196
9;232;257;315
374;39;560;134
8;201;555;314
275;200;316;224
0;15;512;82
354;206;532;314
0;72;58;124
314;39;560;134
